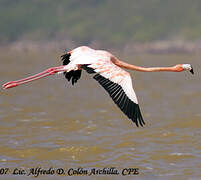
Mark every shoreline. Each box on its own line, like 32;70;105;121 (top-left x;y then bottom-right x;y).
1;39;201;54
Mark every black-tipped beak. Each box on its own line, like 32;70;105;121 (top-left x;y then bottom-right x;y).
190;68;194;74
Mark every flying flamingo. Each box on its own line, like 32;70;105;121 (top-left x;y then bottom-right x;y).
2;46;194;127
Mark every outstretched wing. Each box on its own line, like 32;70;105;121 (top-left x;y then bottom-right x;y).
82;60;145;127
61;53;82;85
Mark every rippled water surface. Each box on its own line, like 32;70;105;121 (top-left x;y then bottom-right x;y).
0;50;201;180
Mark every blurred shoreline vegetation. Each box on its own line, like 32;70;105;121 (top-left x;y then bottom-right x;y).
1;0;201;53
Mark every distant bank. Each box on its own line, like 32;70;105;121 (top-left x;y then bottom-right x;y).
1;39;201;54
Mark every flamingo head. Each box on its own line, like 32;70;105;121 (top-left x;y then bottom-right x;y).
182;64;194;74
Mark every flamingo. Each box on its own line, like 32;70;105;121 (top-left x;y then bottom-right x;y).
2;46;194;127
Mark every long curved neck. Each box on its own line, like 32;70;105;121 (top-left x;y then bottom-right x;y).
112;58;182;72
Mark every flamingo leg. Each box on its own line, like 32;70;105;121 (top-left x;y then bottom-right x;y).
2;65;66;89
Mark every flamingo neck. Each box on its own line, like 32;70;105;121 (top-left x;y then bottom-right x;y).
113;59;183;72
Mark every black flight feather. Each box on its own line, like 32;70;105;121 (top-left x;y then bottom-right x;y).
61;52;82;85
92;72;145;127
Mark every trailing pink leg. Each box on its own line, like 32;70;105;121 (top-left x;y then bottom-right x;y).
2;65;66;89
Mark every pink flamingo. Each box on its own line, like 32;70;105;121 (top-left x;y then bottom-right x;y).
2;46;194;127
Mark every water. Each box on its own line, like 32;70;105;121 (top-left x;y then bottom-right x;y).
0;50;201;180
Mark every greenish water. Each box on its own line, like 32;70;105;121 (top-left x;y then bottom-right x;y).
0;51;201;180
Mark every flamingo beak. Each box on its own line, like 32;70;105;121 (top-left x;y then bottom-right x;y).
190;66;194;74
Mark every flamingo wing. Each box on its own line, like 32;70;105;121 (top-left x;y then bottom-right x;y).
67;47;145;126
82;59;145;127
61;53;82;85
61;47;99;85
